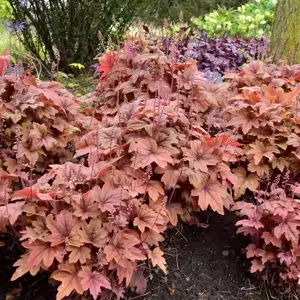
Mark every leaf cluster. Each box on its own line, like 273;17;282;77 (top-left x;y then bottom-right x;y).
224;60;300;192
234;179;300;289
0;69;83;172
226;60;300;289
192;0;277;38
178;35;269;77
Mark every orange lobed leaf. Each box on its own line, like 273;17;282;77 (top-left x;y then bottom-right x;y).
133;204;165;233
0;201;25;227
274;214;300;243
242;88;262;104
16;142;44;166
140;229;164;246
37;93;62;111
173;60;196;71
246;141;280;165
90;183;128;213
183;140;220;173
191;177;227;215
78;266;111;300
129;138;173;170
12;187;56;201
104;231;146;269
148;247;167;274
29;122;58;151
51;263;84;300
78;219;108;248
133;177;165;201
97;52;118;79
11;253;40;281
67;246;91;264
236;209;264;230
261;232;282;248
246;244;276;266
114;261;136;287
227;112;260;135
232;167;258;199
52;96;79;115
23;240;63;268
250;258;265;273
155;165;181;189
246;244;263;258
287;133;300;148
46;210;82;247
73;194;100;220
165;203;184;226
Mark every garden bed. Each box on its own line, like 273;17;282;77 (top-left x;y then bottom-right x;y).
1;30;300;300
1;211;269;300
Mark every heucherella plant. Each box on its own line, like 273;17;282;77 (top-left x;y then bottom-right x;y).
234;173;300;290
1;22;300;299
226;60;300;292
0;33;241;299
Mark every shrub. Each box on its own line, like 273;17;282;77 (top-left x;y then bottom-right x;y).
7;0;248;72
0;65;85;173
136;0;248;24
224;60;300;291
234;176;300;292
0;37;240;299
193;0;277;38
222;61;300;195
8;0;147;71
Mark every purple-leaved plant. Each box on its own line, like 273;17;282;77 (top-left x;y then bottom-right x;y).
180;35;269;76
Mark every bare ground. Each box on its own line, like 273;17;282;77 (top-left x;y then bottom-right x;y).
128;211;268;300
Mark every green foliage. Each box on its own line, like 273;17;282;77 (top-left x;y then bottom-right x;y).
135;0;247;24
0;0;13;33
0;0;12;20
193;0;277;38
0;1;28;66
8;0;146;71
0;30;27;64
57;73;96;97
69;63;85;70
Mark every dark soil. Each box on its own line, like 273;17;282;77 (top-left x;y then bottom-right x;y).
0;211;270;300
0;230;57;300
132;211;268;300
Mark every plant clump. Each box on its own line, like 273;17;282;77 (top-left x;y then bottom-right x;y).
1;29;300;299
0;37;240;299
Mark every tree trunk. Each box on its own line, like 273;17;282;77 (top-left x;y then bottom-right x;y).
270;0;300;64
